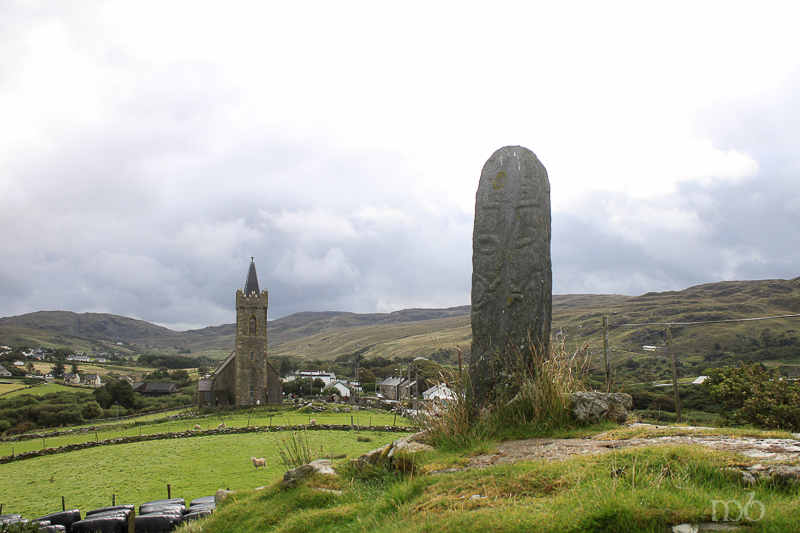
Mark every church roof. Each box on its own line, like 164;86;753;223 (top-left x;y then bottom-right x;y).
244;257;260;295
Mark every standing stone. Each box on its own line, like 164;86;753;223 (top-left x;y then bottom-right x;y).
470;146;552;407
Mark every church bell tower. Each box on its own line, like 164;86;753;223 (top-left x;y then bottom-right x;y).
235;257;269;405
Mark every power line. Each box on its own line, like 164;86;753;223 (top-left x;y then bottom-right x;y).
618;313;800;327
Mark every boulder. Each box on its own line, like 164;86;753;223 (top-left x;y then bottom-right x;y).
571;392;633;423
355;432;432;469
282;459;336;487
215;489;235;504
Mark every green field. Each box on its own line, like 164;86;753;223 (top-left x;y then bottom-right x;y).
0;381;32;396
0;410;414;519
1;382;93;399
0;408;411;457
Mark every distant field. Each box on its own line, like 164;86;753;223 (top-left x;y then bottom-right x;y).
0;410;414;519
0;381;30;396
30;362;157;380
0;408;411;457
1;382;95;399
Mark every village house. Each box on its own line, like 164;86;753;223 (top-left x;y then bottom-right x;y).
67;354;91;363
283;370;338;387
139;382;180;396
378;376;409;400
422;383;456;401
323;380;363;397
118;375;134;386
84;374;102;387
63;373;80;384
0;366;12;377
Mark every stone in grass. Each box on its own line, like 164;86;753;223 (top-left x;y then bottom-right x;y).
570;392;633;424
215;489;235;504
355;433;433;470
282;459;336;487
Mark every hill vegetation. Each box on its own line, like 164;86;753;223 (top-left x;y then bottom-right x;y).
3;277;799;376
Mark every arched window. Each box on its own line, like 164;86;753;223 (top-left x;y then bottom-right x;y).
249;385;254;399
250;351;254;361
249;316;257;335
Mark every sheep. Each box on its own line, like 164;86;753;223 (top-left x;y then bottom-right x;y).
194;424;202;430
217;422;226;429
308;419;317;426
251;457;266;470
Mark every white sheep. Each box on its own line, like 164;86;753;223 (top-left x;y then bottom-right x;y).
217;422;226;429
309;419;317;426
194;424;202;430
251;457;266;470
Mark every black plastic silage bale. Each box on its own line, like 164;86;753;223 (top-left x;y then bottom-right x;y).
71;514;130;533
36;509;82;533
134;512;182;533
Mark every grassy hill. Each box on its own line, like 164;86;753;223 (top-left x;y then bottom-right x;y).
3;277;800;373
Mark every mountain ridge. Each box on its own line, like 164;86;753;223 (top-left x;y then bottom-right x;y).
2;277;799;365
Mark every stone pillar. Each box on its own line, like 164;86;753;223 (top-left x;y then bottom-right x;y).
469;146;552;408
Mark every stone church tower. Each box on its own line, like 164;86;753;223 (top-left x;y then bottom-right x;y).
199;258;282;407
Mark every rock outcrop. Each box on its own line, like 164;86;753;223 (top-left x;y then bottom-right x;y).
571;392;633;423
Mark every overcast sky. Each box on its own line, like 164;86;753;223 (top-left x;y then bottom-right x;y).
2;1;800;330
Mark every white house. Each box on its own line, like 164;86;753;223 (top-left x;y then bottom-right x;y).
324;380;353;397
284;370;338;386
422;383;456;401
0;366;11;377
691;376;709;385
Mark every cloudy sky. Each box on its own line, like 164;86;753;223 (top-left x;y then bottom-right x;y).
2;1;799;330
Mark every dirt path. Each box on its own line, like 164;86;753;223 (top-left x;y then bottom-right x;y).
468;424;800;469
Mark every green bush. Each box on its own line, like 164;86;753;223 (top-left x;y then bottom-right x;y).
704;363;800;431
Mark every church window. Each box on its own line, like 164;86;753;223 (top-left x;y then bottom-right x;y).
249;385;254;399
249;316;257;335
250;351;254;361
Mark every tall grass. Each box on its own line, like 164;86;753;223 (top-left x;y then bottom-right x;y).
423;338;587;449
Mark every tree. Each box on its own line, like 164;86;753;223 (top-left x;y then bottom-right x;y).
51;359;66;376
93;380;136;409
312;378;325;394
70;362;79;374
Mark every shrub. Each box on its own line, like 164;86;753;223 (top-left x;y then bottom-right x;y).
423;338;586;450
704;363;800;431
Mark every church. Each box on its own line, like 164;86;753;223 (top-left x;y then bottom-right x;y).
198;258;282;407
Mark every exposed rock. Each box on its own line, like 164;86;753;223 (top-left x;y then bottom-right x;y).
470;146;552;408
571;392;633;423
282;459;336;487
355;432;432;469
215;489;234;504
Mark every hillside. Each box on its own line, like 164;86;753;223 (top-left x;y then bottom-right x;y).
2;277;800;371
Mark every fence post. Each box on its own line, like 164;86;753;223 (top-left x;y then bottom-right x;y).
62;496;65;511
603;316;611;389
167;484;171;499
112;494;115;506
667;324;682;422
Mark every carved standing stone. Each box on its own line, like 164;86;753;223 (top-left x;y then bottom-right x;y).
470;146;552;407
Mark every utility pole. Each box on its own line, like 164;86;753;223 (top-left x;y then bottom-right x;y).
602;316;611;389
666;324;682;422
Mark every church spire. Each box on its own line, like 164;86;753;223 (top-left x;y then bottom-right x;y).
244;256;260;295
